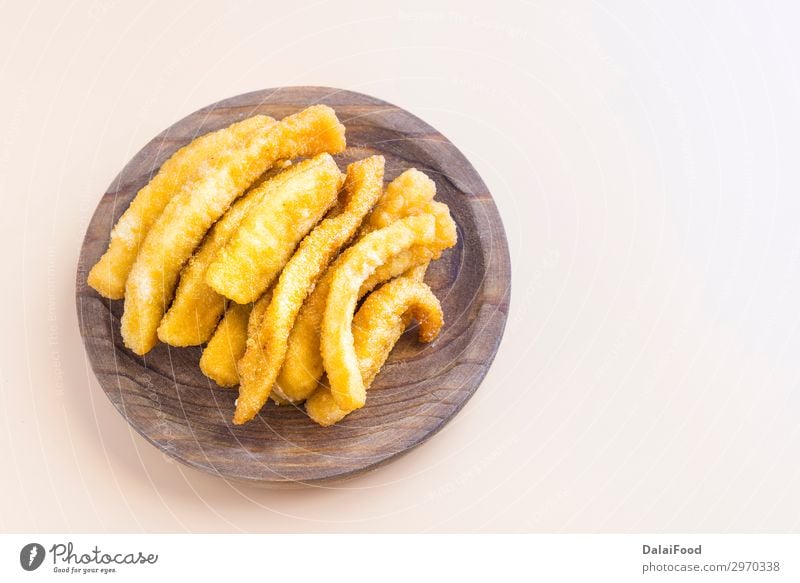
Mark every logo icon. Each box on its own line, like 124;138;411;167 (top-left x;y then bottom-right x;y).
20;543;46;571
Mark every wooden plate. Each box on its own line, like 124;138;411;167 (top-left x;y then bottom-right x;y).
76;87;510;484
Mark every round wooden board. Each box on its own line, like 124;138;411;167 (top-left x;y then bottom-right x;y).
76;87;511;484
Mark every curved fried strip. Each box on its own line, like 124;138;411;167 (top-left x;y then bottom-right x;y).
247;292;271;339
361;201;457;292
121;105;346;355
306;269;442;426
198;292;289;404
277;169;442;401
275;272;333;401
354;265;434;387
247;273;296;406
206;154;344;304
88;115;275;299
359;168;435;235
278;196;456;401
321;214;436;411
199;302;252;388
156;161;293;346
233;156;385;424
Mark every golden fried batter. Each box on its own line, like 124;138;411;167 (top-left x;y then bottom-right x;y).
157;161;292;347
361;201;457;292
306;267;442;426
88;115;275;299
199;302;253;388
198;291;288;405
320;214;436;411
278;178;456;402
360;168;436;234
157;171;276;346
122;106;346;355
352;266;440;385
206;154;344;304
247;292;271;339
233;156;385;425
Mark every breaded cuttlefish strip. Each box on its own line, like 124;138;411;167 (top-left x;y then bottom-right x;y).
198;290;289;405
276;169;437;401
361;201;457;292
233;156;385;425
206;153;345;305
121;106;346;355
277;173;456;402
198;302;253;388
87;115;276;299
351;265;439;384
360;168;436;234
197;288;270;389
306;267;442;426
321;214;437;411
247;293;291;406
156;162;292;347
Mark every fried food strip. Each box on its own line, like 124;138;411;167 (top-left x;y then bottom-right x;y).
206;153;344;304
199;302;253;388
247;293;271;338
198;292;288;405
233;156;385;425
87;115;275;299
320;214;436;411
274;262;342;402
306;267;441;426
354;268;441;384
242;293;291;405
156;162;293;346
122;107;345;355
360;168;436;234
121;107;345;355
241;294;286;405
361;201;457;291
278;180;456;402
276;169;438;401
200;290;270;389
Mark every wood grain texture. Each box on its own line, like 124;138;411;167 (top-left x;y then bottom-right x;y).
76;87;511;484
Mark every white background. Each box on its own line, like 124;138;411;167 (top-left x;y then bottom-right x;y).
1;0;799;532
